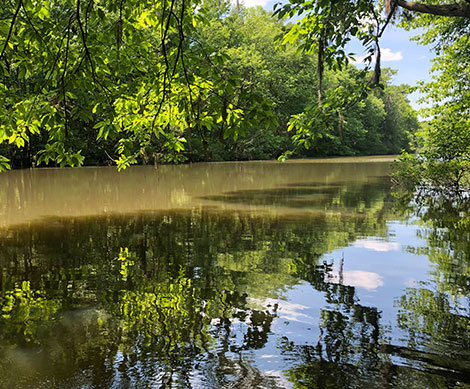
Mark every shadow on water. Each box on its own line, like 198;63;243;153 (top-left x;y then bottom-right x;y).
199;178;390;211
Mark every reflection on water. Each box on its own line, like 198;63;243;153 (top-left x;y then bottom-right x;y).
0;157;469;388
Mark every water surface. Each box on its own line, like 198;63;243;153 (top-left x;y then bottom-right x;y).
0;156;469;388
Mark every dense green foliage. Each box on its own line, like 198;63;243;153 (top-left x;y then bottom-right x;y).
0;0;418;169
393;6;470;193
273;0;469;191
0;0;277;170
0;0;467;192
286;68;417;157
187;5;419;161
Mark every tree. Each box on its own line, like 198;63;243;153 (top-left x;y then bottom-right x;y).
275;0;469;190
0;0;424;169
274;0;470;84
185;4;321;161
0;0;275;170
393;4;470;193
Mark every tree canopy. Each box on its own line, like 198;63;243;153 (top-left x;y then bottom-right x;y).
1;0;461;172
0;0;277;170
273;0;469;190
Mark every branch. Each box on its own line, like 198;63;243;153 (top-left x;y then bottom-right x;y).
0;0;22;60
370;6;382;84
76;0;111;97
26;25;68;122
151;0;177;132
62;18;72;139
177;0;195;118
397;0;470;17
379;0;399;37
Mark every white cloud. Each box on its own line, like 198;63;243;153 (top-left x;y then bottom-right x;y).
343;270;384;290
381;48;403;62
248;298;314;323
274;301;313;323
353;239;400;252
351;48;403;65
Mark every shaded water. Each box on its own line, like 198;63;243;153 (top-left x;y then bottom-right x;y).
0;157;469;388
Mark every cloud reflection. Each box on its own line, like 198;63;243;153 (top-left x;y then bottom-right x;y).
329;270;384;290
353;239;400;252
249;298;314;324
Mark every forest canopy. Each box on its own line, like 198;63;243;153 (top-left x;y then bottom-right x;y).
0;0;463;179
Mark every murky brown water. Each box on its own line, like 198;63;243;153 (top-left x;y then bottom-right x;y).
1;156;469;388
0;156;393;227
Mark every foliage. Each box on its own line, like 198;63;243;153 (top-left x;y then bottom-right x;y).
272;0;420;159
273;0;379;70
0;0;276;169
0;0;419;168
282;67;418;158
274;0;469;179
392;22;470;193
390;4;470;192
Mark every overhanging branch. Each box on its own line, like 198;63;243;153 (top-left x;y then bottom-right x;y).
0;0;22;60
397;0;470;18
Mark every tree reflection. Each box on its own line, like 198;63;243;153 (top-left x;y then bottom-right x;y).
392;194;470;385
279;261;390;388
278;194;470;388
0;192;391;388
1;180;469;387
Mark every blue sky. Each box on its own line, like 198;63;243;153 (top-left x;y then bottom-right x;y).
355;25;433;110
347;24;433;110
238;0;435;110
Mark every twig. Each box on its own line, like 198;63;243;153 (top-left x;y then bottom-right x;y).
0;0;22;60
76;0;111;98
61;17;72;139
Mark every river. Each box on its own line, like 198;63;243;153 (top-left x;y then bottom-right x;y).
0;156;468;388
